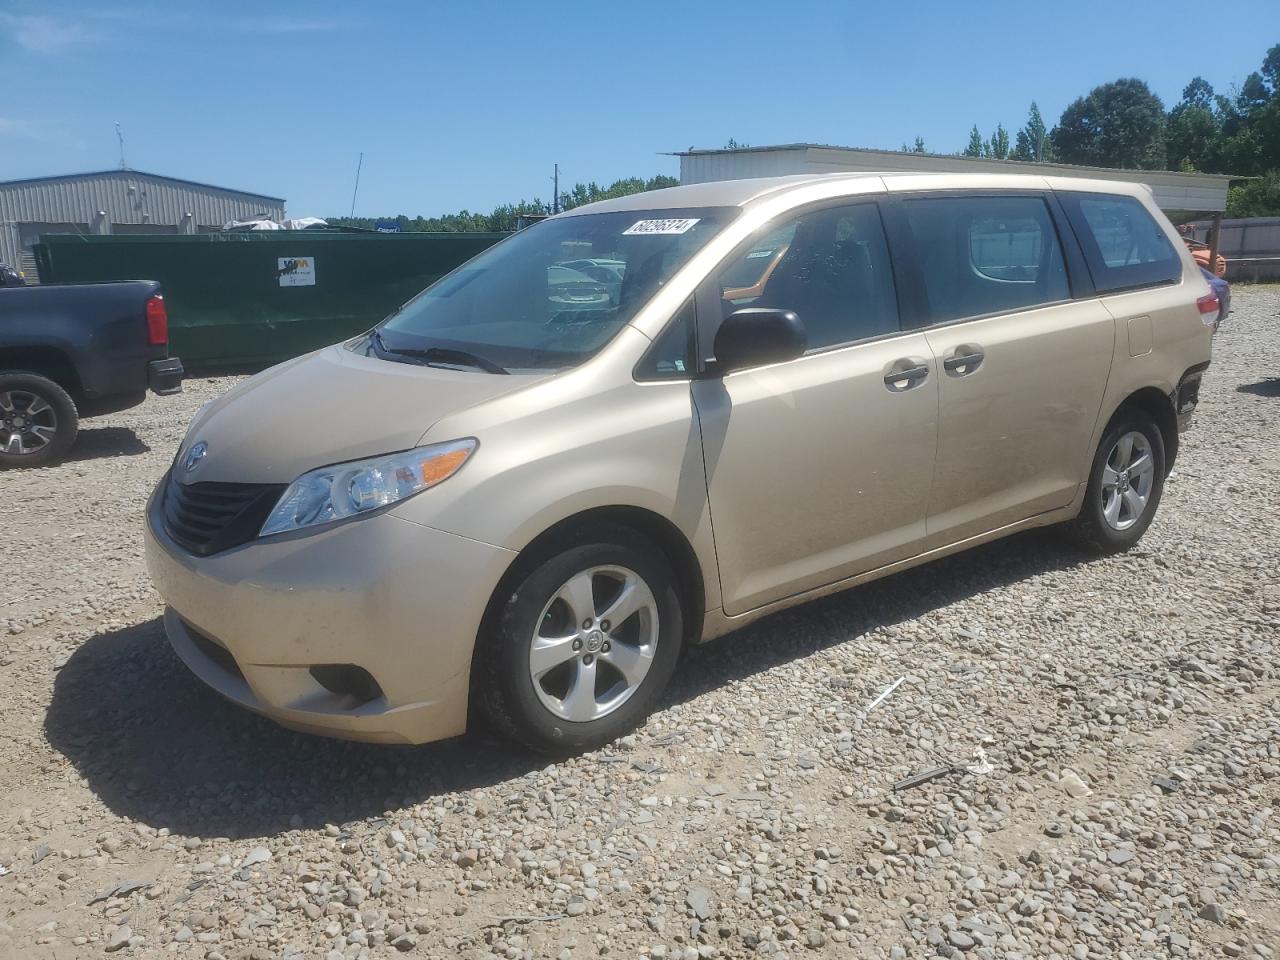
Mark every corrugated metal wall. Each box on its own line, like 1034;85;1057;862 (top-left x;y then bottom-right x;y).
0;170;285;278
679;147;1234;214
1188;217;1280;256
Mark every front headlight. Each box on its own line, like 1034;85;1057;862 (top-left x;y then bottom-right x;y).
259;438;477;537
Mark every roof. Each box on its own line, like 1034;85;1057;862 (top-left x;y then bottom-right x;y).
559;173;884;214
562;170;1159;216
0;168;285;202
669;142;1241;183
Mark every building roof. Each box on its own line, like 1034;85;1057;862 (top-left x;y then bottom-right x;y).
0;168;285;202
669;143;1241;183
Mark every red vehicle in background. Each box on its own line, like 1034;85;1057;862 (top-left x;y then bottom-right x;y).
1182;236;1227;277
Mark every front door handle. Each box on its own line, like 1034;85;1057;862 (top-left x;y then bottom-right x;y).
943;344;985;377
883;358;930;392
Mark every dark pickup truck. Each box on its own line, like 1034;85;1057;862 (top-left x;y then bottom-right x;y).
0;280;184;467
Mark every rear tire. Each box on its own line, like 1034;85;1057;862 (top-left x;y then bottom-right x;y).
0;372;79;468
1066;409;1165;554
474;524;684;754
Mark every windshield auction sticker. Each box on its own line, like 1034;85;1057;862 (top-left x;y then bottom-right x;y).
622;218;701;236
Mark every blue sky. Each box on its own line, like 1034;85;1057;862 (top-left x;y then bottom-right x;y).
1;1;1275;218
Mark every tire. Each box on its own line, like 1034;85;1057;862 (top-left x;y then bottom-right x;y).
1066;408;1166;554
474;524;684;754
0;372;79;469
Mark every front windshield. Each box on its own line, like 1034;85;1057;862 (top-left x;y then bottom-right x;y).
373;207;734;372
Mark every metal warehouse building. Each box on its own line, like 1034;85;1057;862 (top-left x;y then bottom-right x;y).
0;169;285;281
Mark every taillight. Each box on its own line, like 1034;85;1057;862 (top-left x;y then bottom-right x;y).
1196;291;1220;328
146;294;168;345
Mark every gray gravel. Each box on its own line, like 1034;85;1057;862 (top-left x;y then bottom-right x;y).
2;288;1279;959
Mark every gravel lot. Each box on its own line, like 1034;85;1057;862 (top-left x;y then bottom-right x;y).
1;288;1278;960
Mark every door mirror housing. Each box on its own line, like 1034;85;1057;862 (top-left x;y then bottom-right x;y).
712;308;806;375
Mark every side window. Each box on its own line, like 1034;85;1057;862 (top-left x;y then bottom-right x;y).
903;195;1069;325
1062;192;1181;292
635;298;695;381
710;203;898;352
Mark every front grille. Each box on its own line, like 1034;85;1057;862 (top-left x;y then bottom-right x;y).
162;472;286;556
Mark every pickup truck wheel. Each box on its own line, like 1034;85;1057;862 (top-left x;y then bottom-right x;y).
0;372;79;468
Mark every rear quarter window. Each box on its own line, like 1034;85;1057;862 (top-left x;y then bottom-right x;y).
1060;192;1182;293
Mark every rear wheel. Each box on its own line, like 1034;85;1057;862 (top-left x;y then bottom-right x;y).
1067;410;1165;553
0;372;78;468
474;525;684;753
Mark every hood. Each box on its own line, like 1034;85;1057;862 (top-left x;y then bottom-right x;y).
178;345;542;484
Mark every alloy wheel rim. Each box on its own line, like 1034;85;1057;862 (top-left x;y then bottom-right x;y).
0;390;58;456
1101;430;1155;531
529;564;658;723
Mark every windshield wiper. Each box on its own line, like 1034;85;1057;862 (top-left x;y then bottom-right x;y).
369;329;509;375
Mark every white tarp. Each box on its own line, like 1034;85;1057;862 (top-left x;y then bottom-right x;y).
223;218;283;231
282;217;328;231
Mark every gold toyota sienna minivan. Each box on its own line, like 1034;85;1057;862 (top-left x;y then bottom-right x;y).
145;173;1217;751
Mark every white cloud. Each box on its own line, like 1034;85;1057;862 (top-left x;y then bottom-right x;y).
0;13;95;53
0;117;86;150
237;16;345;34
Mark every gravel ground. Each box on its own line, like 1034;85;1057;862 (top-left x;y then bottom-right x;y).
1;288;1278;960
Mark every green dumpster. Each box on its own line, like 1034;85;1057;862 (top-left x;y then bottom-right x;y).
34;230;506;367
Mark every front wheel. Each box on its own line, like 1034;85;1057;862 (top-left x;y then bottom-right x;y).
0;372;79;468
1067;410;1165;553
474;525;684;753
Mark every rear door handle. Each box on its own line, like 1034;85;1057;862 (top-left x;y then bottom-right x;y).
943;345;985;377
883;358;930;392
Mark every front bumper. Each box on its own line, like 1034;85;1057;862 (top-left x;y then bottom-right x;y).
144;487;515;744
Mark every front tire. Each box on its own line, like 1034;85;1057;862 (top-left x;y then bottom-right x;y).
0;372;79;468
474;525;684;754
1067;409;1165;553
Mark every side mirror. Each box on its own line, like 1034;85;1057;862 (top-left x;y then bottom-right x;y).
712;308;806;374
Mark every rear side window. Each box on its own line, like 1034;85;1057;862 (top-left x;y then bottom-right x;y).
902;195;1069;325
1060;192;1181;293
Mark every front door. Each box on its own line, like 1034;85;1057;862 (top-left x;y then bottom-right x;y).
692;200;939;616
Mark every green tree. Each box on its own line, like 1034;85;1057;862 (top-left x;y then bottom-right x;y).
1181;77;1215;111
988;123;1010;160
1166;78;1222;171
327;173;679;232
1051;78;1167;169
963;125;985;157
1226;168;1280;216
1011;102;1053;161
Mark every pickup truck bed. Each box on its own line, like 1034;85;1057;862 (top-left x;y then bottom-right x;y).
1;280;183;466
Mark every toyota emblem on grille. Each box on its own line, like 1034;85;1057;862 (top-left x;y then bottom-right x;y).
183;441;208;473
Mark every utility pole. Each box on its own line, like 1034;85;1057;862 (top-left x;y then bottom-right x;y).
552;163;560;214
349;152;363;218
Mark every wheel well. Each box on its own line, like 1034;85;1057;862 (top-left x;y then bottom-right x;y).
479;507;707;651
0;347;82;401
1113;387;1178;474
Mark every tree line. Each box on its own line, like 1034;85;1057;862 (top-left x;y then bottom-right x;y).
905;42;1280;216
328;175;679;233
335;44;1279;231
